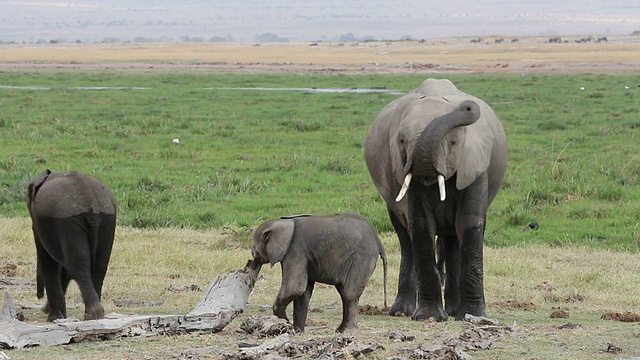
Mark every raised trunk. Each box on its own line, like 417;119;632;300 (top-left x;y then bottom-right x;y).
411;100;481;179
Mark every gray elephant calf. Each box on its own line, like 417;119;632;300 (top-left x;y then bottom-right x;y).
251;213;387;332
27;169;117;321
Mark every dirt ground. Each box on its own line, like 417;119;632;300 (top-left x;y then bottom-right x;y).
0;33;639;73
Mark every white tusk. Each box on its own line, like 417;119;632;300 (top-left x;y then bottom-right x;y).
395;173;413;202
437;174;446;201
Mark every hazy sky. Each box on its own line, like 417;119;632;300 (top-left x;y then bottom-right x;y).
1;1;639;42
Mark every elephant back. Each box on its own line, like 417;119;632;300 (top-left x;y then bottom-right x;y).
30;171;117;218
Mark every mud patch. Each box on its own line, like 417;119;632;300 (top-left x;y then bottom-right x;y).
550;309;570;318
601;311;640;322
0;263;19;277
358;304;388;315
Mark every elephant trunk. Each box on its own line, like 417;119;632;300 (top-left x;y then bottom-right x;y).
396;100;481;202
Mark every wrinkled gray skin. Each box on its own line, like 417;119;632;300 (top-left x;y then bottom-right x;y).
364;78;507;321
27;169;117;322
251;213;388;333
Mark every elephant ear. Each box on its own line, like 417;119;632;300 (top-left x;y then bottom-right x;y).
27;169;52;208
264;218;295;266
456;119;494;190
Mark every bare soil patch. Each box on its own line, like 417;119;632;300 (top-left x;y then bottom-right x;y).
1;34;639;73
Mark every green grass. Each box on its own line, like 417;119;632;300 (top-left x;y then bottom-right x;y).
1;70;639;251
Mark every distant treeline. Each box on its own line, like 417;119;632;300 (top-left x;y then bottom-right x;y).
4;32;419;44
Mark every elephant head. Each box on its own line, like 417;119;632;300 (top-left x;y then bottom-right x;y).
251;218;295;266
396;99;493;203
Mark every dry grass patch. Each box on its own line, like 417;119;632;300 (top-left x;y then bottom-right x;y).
2;217;640;359
1;39;639;71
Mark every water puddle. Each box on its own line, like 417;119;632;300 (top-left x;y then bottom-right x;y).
0;85;51;90
70;86;151;90
0;85;150;90
0;85;403;94
206;86;404;95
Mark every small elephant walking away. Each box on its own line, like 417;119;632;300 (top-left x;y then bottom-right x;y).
251;213;388;333
27;169;117;321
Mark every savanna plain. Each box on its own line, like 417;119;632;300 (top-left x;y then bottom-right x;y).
1;38;640;359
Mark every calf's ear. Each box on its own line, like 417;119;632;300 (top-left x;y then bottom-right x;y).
27;169;52;208
264;219;295;266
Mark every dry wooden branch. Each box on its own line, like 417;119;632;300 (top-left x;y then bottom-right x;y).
0;261;261;349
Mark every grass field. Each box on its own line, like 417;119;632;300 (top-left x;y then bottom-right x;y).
1;41;640;359
1;70;638;250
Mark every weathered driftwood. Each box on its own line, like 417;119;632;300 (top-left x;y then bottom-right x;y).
0;261;261;349
0;278;35;289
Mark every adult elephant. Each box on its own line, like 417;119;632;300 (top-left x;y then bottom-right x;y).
364;78;507;321
27;169;117;321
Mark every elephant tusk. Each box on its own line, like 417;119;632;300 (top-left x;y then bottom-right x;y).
395;173;413;202
437;174;446;201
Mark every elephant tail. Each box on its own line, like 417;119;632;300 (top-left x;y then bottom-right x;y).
379;245;388;310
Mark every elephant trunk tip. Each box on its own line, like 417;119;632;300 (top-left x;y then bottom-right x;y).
457;100;481;124
247;258;263;271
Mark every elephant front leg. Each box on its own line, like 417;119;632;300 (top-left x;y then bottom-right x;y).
273;268;307;327
456;221;486;320
408;195;447;322
440;236;461;317
272;291;293;324
387;208;416;317
455;181;489;320
292;281;315;332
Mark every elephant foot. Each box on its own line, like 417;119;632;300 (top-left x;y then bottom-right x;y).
43;302;66;322
411;306;448;322
41;301;50;315
273;308;290;323
444;292;460;317
388;296;416;317
46;310;66;322
336;322;358;333
455;302;486;321
84;303;105;320
445;304;459;318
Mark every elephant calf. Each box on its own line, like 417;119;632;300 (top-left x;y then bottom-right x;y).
251;213;387;332
27;169;117;321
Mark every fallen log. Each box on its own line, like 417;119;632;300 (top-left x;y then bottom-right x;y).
0;260;261;349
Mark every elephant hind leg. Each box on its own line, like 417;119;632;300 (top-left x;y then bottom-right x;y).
91;213;116;301
335;283;365;333
61;230;104;320
36;241;66;321
387;207;416;317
